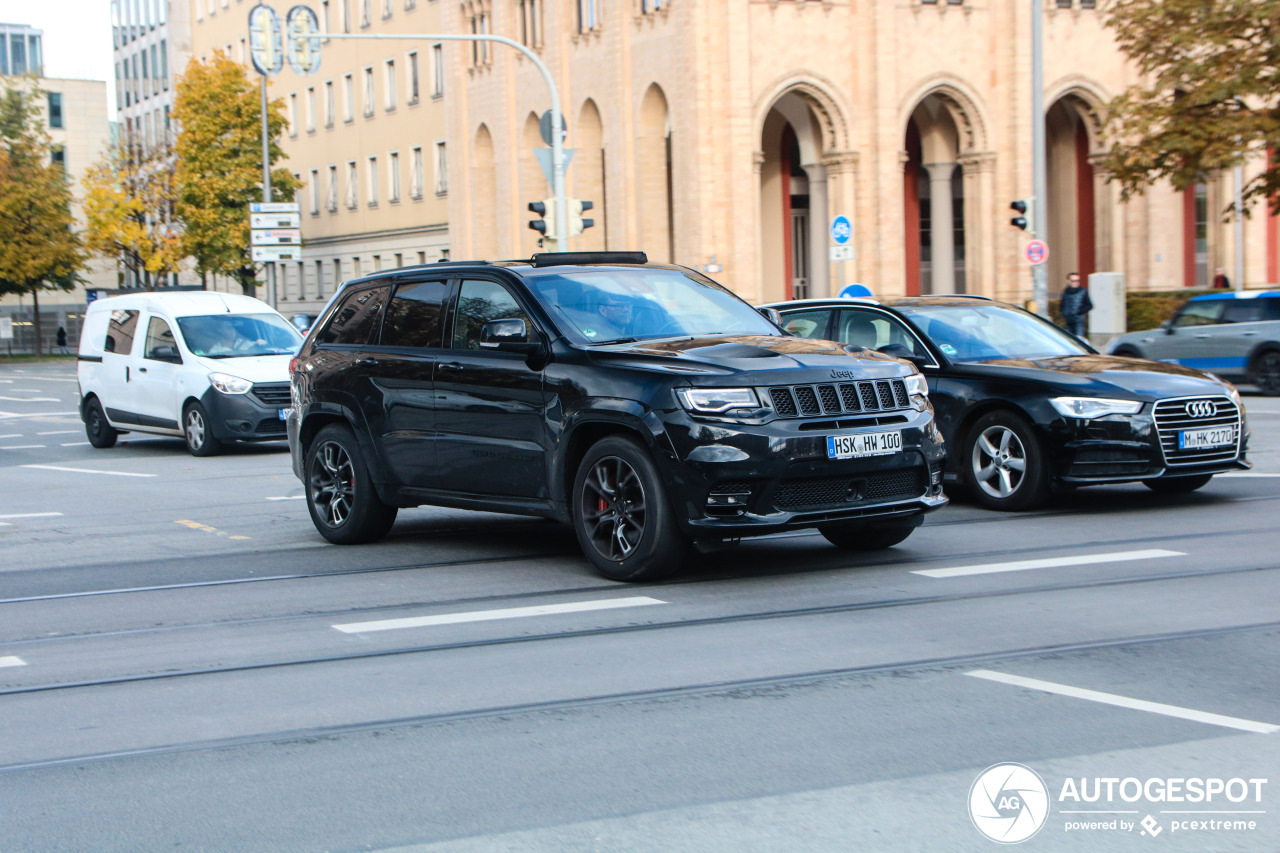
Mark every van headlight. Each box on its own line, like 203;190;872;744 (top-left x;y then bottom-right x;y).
1049;397;1142;419
209;372;252;395
676;387;759;414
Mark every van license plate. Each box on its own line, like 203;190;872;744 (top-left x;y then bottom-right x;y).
827;431;902;459
279;408;294;421
1178;426;1234;450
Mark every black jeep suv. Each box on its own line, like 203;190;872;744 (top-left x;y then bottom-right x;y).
287;252;947;581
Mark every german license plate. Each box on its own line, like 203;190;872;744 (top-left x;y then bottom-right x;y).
1178;426;1234;450
279;408;294;421
827;431;902;459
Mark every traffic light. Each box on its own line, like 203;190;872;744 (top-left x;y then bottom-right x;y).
528;199;558;240
566;199;595;237
1010;198;1035;233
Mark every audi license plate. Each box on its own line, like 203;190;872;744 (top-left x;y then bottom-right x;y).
827;431;902;459
1178;426;1234;450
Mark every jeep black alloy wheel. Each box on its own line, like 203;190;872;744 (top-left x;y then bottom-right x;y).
305;423;397;544
572;436;685;581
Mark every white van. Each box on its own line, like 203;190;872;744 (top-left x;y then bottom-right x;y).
77;292;302;456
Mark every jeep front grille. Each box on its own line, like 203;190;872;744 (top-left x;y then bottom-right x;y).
768;379;909;419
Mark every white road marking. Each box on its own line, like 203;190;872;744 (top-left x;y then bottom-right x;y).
0;411;78;420
1220;472;1280;478
0;375;77;382
0;444;46;450
0;656;26;668
266;495;306;501
36;430;78;436
911;549;1184;579
967;670;1280;734
0;433;21;438
0;513;63;520
60;441;91;447
0;396;61;402
334;596;667;634
21;464;157;478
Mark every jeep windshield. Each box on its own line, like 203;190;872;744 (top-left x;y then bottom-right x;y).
522;268;781;344
177;313;303;358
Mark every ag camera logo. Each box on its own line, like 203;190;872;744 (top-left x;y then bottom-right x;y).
969;762;1050;843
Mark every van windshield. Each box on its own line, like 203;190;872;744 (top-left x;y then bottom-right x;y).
177;313;302;358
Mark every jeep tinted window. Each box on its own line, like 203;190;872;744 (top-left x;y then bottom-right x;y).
452;280;531;350
381;280;448;348
104;309;139;354
316;285;389;345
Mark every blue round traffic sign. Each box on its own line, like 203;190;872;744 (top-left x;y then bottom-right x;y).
839;284;873;299
830;216;852;245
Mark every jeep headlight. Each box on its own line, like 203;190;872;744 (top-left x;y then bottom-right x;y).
676;387;759;414
1049;396;1142;419
209;372;252;395
904;372;930;411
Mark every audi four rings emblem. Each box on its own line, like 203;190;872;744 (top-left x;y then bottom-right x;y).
1185;400;1216;418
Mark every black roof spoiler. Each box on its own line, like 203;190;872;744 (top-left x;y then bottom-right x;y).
531;251;648;267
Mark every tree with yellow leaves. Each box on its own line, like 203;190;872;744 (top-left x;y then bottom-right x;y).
83;127;184;290
0;80;86;355
172;52;298;296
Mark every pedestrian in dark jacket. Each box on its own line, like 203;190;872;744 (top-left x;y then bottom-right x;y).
56;326;68;354
1059;272;1092;338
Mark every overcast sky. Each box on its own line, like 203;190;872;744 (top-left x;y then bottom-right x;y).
0;0;117;114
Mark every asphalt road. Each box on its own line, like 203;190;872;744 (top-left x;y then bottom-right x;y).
1;361;1278;852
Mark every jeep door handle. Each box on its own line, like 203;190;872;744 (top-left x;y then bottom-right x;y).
438;362;464;372
355;357;379;366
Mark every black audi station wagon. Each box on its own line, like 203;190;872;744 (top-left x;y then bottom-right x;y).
287;253;947;581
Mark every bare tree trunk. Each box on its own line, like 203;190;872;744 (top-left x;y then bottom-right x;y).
201;269;208;290
31;289;42;357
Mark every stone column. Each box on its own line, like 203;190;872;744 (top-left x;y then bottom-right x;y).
960;152;996;295
924;161;957;294
802;161;829;298
1089;153;1114;272
824;151;860;287
753;150;766;301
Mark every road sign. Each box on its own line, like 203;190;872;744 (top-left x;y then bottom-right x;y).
250;202;300;214
830;215;852;245
839;284;874;299
250;212;301;229
252;245;300;262
829;245;854;262
539;110;568;146
534;147;575;188
0;317;11;340
252;229;301;245
1024;239;1049;265
248;4;284;76
285;4;321;76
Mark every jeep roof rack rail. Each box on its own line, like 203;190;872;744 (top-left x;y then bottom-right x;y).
531;251;648;267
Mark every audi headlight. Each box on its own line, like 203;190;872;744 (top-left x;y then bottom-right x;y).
1049;396;1142;419
1223;381;1243;411
209;372;252;395
677;387;759;414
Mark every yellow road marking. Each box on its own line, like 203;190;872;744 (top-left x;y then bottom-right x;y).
175;520;251;540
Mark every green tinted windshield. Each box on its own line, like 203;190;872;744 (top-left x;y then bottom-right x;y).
897;303;1090;363
522;268;780;344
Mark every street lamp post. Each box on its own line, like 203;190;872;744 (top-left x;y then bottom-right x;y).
310;32;571;249
1030;0;1048;315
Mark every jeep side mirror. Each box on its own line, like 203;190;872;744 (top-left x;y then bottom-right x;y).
480;318;545;356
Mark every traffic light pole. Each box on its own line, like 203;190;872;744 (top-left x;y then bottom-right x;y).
311;32;570;249
1030;0;1048;315
260;73;278;307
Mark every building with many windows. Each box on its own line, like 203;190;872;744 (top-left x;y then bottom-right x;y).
446;0;1277;305
111;0;193;159
189;0;451;311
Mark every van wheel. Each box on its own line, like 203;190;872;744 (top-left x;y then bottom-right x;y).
84;398;117;449
305;423;397;544
964;411;1049;511
1250;350;1280;396
572;435;686;582
1143;474;1213;494
819;520;919;551
183;401;223;457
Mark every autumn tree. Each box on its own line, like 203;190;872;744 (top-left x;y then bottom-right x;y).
83;127;184;290
172;52;298;296
0;80;86;355
1102;0;1280;213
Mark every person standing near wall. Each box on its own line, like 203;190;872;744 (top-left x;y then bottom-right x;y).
1059;272;1092;338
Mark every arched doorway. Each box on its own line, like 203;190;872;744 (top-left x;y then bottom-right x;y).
1046;95;1102;291
638;84;673;262
903;95;966;295
759;91;832;301
472;124;497;260
575;99;607;252
519;112;544;257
